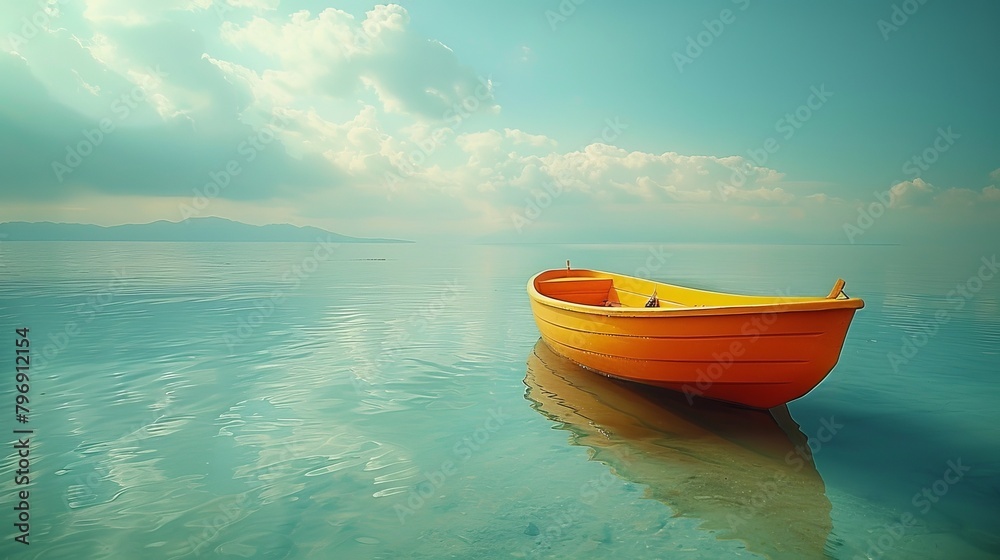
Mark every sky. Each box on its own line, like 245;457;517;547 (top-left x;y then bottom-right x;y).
1;0;998;243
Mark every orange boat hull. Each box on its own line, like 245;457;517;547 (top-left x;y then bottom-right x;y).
527;268;864;408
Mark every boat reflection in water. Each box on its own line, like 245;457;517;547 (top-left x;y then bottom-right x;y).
523;339;833;559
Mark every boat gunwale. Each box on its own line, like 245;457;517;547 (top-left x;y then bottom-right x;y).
528;269;865;317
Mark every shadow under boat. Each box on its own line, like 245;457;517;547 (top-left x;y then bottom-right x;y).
523;339;833;560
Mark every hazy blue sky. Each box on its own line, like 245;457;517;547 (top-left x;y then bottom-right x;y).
1;0;997;243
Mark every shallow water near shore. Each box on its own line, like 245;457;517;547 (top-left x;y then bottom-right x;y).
1;241;998;559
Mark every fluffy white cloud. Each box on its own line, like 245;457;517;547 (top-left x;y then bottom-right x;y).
504;128;556;148
226;0;280;11
71;31;196;121
455;130;506;168
202;54;294;107
274;105;398;175
83;0;213;25
722;186;794;205
382;134;799;214
888;178;935;208
886;176;1000;209
935;185;1000;207
803;193;843;204
215;5;498;120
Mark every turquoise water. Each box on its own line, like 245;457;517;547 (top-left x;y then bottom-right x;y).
1;242;998;559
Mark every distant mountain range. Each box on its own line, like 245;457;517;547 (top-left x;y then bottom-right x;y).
0;217;411;243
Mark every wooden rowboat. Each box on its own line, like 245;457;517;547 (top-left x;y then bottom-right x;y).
527;264;864;408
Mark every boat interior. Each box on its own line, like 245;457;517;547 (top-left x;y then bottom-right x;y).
534;270;844;309
537;276;660;307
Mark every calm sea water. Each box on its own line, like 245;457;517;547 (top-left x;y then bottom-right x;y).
1;241;998;559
